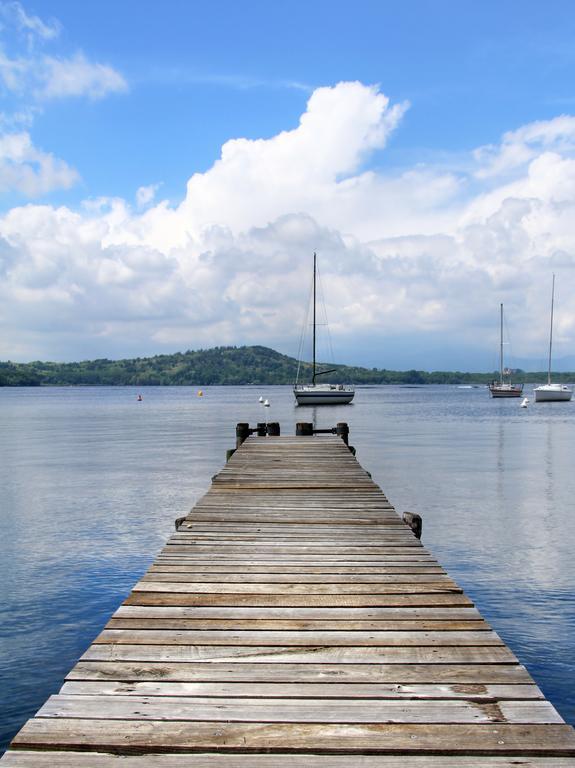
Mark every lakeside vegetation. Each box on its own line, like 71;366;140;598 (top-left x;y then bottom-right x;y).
1;345;573;387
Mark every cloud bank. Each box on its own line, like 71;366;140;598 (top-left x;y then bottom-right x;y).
1;79;575;368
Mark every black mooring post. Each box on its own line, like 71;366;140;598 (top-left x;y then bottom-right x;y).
236;422;251;448
336;422;349;445
256;422;267;437
403;511;423;540
296;422;314;436
267;422;280;436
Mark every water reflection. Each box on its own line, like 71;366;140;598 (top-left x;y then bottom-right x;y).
544;418;554;505
0;384;574;752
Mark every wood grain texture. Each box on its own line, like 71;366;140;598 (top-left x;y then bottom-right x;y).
4;753;575;767
94;629;502;646
36;694;563;724
11;719;575;754
81;644;519;664
66;661;535;684
60;681;545;700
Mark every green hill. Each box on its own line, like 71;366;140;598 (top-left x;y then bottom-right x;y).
0;345;573;386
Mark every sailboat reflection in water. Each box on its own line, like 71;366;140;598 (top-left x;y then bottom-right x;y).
293;253;355;405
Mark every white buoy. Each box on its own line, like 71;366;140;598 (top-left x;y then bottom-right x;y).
259;396;264;403
264;399;270;407
520;397;529;408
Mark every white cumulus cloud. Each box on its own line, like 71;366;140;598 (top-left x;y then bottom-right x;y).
37;52;127;101
176;82;408;239
474;115;575;179
136;183;161;209
0;131;79;196
1;81;575;368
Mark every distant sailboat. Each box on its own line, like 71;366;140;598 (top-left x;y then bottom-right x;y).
293;253;354;406
534;274;572;402
489;304;523;398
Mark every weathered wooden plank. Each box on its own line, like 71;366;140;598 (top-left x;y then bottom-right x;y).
209;478;380;493
146;566;448;575
183;510;400;526
189;506;396;513
60;680;544;700
113;606;483;619
132;582;461;595
12;719;575;754
159;536;431;544
190;500;393;507
141;574;453;584
106;619;489;631
176;530;409;537
94;629;502;646
123;593;473;607
172;535;416;543
82;645;518;663
195;498;394;504
161;546;425;554
182;518;399;527
177;527;408;535
66;661;535;684
154;557;438;564
5;753;575;767
187;506;395;512
176;524;406;532
37;694;563;724
190;504;395;511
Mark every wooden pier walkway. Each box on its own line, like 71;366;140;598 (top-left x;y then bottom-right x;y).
3;433;575;766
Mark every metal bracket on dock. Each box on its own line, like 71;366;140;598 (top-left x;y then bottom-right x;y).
402;511;423;539
296;421;355;454
296;421;349;443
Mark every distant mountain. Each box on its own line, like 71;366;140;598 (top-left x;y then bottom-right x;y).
1;345;574;386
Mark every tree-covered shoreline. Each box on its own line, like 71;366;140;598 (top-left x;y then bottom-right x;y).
1;345;573;387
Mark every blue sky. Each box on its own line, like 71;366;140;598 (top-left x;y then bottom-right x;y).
15;0;575;204
2;0;575;369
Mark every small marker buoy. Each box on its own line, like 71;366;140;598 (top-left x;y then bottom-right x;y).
137;394;143;401
198;390;203;397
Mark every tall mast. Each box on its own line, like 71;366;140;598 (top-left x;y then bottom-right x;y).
548;273;555;386
499;303;504;384
312;252;316;386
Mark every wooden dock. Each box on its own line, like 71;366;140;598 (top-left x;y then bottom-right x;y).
3;432;575;766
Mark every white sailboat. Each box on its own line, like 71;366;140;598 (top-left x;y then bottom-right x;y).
294;254;354;406
534;274;572;403
489;303;523;398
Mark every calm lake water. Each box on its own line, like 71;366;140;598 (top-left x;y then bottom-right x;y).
1;384;574;751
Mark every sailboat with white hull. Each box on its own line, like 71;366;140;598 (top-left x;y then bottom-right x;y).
534;274;572;402
294;254;355;406
489;303;523;398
